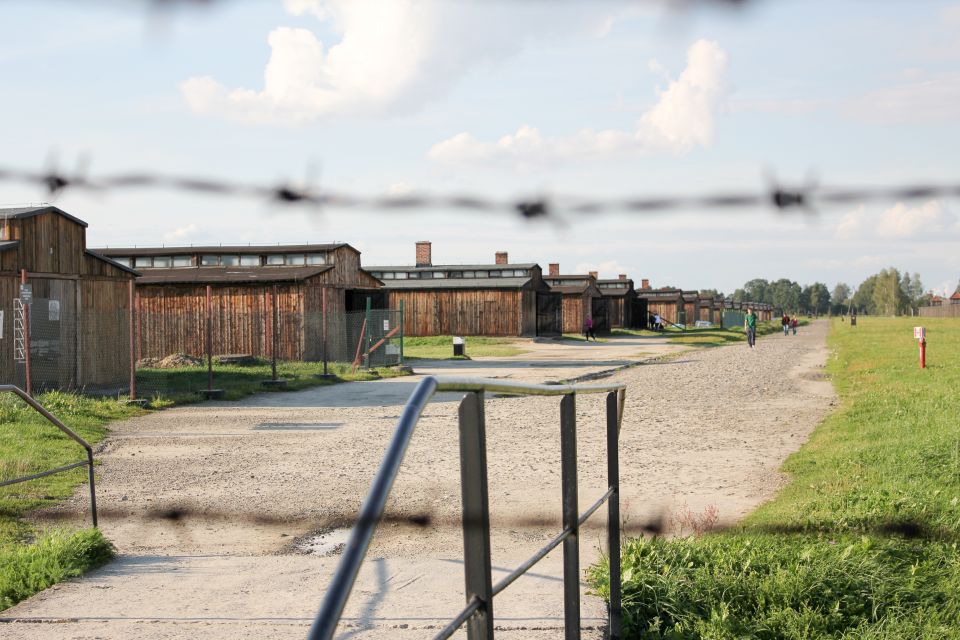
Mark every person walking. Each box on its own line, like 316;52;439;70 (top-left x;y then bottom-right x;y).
744;307;757;349
791;317;798;335
584;315;597;341
654;313;663;332
782;313;790;336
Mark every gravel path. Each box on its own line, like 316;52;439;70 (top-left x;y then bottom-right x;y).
4;321;835;638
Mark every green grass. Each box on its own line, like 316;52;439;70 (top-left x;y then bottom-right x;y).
402;335;527;359
1;528;114;610
560;333;609;343
0;391;141;610
612;328;665;337
137;359;409;405
664;320;797;346
589;317;960;638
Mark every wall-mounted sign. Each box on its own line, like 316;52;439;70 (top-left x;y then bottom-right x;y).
19;284;32;304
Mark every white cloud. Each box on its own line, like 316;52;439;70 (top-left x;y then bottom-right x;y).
844;70;960;124
575;260;632;279
181;0;612;124
164;223;198;241
834;204;867;239
877;200;956;238
428;39;730;165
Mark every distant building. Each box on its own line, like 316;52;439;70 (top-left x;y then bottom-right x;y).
543;264;604;334
367;243;561;337
97;243;382;361
0;206;137;390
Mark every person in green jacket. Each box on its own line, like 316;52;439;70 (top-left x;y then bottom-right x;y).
744;307;757;349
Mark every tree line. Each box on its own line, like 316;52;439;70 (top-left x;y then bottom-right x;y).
700;268;954;317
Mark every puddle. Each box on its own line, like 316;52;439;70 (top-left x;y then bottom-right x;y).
292;528;351;556
254;422;343;430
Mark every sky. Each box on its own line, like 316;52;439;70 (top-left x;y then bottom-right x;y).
1;0;958;296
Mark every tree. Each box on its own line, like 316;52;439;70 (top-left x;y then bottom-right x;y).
732;288;746;302
769;278;801;313
699;289;723;299
832;282;851;315
808;282;831;316
871;267;908;316
742;279;769;305
852;275;878;314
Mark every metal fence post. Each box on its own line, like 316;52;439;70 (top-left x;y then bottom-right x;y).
399;300;405;365
206;285;213;394
87;447;98;527
606;391;622;640
271;284;279;381
322;286;329;376
365;296;372;370
129;280;136;401
560;392;580;640
459;391;494;640
21;269;32;397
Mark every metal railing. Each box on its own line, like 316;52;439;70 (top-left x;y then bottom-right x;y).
0;385;98;527
310;375;626;640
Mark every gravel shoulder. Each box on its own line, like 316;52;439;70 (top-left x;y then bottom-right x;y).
4;321;835;638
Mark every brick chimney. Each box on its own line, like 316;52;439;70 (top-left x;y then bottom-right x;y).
641;278;650;289
495;251;508;265
548;263;560;276
619;274;627;280
588;271;598;279
415;241;432;267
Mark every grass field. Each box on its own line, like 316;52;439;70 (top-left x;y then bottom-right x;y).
138;360;409;406
589;317;960;638
0;361;410;610
402;335;527;359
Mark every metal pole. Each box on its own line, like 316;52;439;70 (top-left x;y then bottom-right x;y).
399;300;405;365
459;391;494;640
365;296;372;370
272;284;279;381
322;286;328;376
129;280;136;401
21;269;31;397
87;448;98;528
560;393;580;640
605;391;622;639
206;285;213;393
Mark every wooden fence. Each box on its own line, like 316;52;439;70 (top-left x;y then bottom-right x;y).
918;305;960;318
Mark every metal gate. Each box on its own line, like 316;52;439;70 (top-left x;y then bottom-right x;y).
344;309;403;368
591;297;610;334
629;298;648;329
536;292;562;337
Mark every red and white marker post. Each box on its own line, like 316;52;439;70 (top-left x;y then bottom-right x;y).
914;326;926;369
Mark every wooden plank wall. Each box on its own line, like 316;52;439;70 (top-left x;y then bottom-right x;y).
646;300;680;325
607;297;626;328
388;289;524;336
2;213;85;274
561;295;588;334
135;284;308;361
78;279;131;387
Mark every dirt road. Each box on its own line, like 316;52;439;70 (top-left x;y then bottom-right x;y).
3;323;835;638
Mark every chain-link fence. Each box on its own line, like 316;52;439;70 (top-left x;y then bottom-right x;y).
0;298;404;401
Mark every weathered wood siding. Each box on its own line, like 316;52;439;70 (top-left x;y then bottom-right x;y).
135;284;318;361
1;213;85;274
388;289;525;336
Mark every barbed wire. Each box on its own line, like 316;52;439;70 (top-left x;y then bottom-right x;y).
0;164;957;220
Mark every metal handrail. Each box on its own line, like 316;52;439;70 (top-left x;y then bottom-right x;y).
310;375;626;640
0;385;98;527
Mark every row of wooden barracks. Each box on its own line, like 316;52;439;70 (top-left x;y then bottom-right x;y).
1;206;772;389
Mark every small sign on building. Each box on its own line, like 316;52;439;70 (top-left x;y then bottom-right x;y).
19;284;32;304
49;299;60;321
